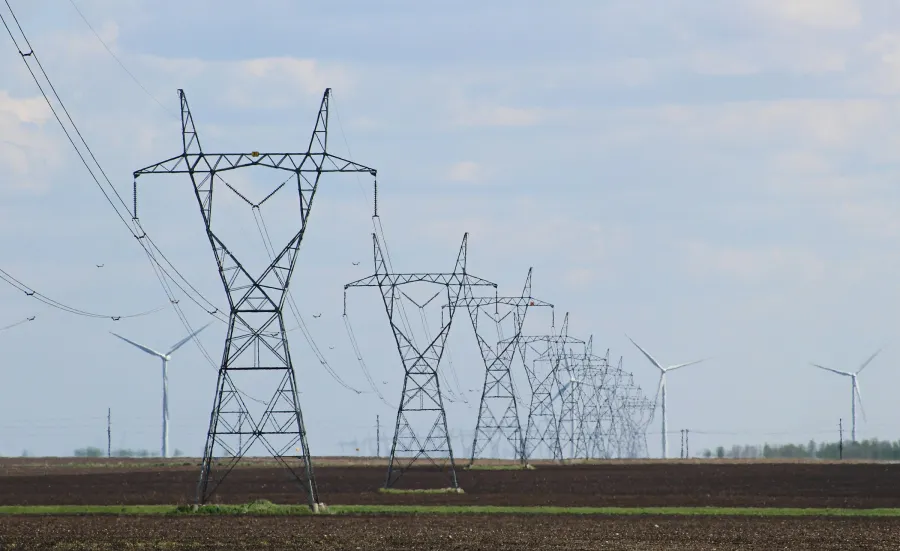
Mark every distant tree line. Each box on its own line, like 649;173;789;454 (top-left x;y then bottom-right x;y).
701;439;900;460
73;447;184;458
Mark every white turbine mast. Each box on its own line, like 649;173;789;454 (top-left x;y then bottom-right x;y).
810;348;881;443
111;323;211;458
626;335;707;459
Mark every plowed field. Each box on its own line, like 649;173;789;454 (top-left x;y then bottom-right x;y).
2;514;900;550
1;459;899;508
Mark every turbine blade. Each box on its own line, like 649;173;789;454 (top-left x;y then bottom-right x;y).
626;335;664;371
856;348;882;375
166;322;212;356
856;382;868;422
667;358;708;372
810;363;852;377
110;332;165;358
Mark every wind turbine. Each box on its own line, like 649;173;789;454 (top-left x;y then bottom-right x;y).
111;323;211;458
627;335;707;459
811;348;881;443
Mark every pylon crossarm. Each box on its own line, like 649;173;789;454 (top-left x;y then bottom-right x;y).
460;296;553;308
345;273;496;289
135;152;376;176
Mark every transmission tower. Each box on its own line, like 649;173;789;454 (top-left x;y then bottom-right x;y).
567;340;613;460
134;88;376;507
344;233;495;488
462;268;552;465
513;314;584;461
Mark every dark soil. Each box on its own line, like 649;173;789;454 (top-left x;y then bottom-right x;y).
2;461;900;508
2;514;900;550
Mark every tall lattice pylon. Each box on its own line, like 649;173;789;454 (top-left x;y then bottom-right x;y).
134;88;376;507
345;233;495;488
462;269;552;464
513;314;584;461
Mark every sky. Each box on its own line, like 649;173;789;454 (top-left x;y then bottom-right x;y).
2;0;900;459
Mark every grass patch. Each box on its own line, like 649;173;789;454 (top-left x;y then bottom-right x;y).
331;505;900;517
466;464;536;471
4;503;900;517
173;499;315;516
377;487;465;495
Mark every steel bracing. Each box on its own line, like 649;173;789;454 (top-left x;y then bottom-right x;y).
563;345;655;460
134;88;376;507
345;233;495;488
462;268;553;464
512;314;585;461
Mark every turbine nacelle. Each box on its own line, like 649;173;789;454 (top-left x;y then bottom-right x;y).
110;322;212;458
626;333;709;459
810;347;883;440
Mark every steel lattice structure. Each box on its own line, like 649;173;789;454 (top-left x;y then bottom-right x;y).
561;346;655;460
345;233;495;488
134;88;376;507
511;314;585;462
461;268;553;464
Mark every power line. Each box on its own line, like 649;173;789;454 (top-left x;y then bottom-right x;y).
65;0;176;119
0;1;224;320
0;315;34;332
0;266;164;320
254;208;363;395
0;2;270;406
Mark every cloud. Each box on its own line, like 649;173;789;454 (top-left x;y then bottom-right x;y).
0;92;58;188
140;55;351;112
563;268;596;288
600;99;889;152
0;91;52;124
453;104;547;127
687;50;761;76
680;242;827;285
862;33;900;94
833;201;900;239
748;0;862;30
224;57;349;108
446;161;481;183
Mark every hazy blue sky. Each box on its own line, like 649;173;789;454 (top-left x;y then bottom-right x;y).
2;0;900;459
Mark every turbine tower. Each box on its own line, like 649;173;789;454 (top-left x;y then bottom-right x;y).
111;323;211;458
811;348;881;442
627;335;706;459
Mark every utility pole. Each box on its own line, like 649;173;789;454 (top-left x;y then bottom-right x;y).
134;88;376;508
107;408;111;458
680;430;684;458
686;429;690;458
839;418;843;460
376;415;380;458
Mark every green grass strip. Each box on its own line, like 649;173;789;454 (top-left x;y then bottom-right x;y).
465;464;536;471
3;503;900;517
377;487;465;494
330;505;900;517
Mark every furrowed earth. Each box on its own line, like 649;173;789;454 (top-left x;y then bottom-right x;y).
4;515;900;550
2;458;900;549
2;458;900;507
